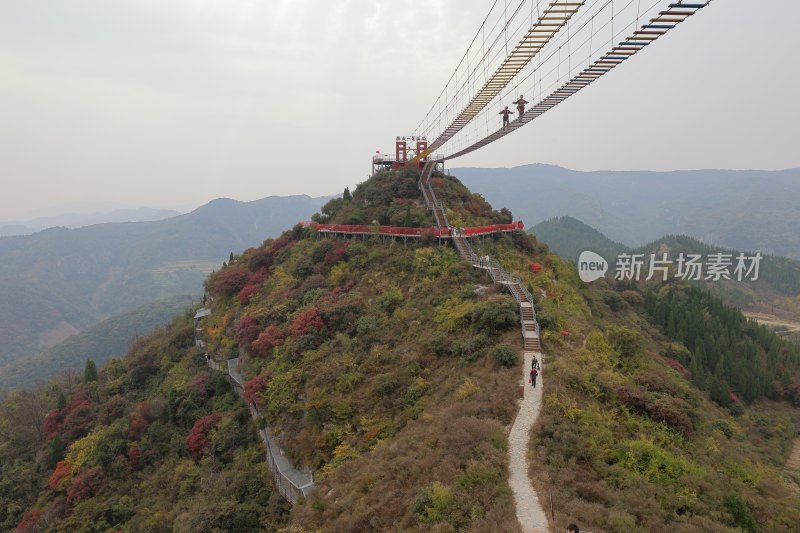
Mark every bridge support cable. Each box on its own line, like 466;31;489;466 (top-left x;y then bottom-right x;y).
427;0;586;153
438;1;710;161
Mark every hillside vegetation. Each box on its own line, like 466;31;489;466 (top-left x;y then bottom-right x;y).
1;169;799;532
533;216;800;319
0;313;291;532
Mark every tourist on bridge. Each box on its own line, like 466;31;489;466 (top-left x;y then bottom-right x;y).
499;106;513;128
513;94;528;118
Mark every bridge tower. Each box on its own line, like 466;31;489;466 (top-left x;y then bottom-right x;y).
371;136;429;175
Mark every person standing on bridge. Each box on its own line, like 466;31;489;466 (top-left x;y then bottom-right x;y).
513;94;528;119
499;106;513;129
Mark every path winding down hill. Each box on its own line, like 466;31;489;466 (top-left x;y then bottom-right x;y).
509;351;549;533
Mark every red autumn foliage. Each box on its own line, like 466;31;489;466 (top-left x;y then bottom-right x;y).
270;234;296;256
323;241;349;266
616;386;648;413
237;283;259;304
248;249;274;271
61;400;95;441
235;315;261;346
128;445;141;470
663;357;691;380
248;268;267;285
16;509;42;533
287;307;324;337
44;398;94;442
127;414;149;441
210;266;250;297
66;467;104;505
186;412;222;462
617;386;693;438
48;460;72;491
529;262;542;272
43;410;63;441
244;371;271;407
187;372;210;400
252;325;285;356
127;401;153;441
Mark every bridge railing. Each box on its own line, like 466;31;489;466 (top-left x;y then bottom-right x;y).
314;223;452;238
462;221;524;236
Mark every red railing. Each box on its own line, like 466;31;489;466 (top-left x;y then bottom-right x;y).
461;221;524;236
312;223;451;238
307;221;523;239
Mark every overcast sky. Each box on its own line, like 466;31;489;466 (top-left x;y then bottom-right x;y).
1;0;798;220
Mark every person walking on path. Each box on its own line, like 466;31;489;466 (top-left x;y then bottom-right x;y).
531;355;540;371
567;524;580;533
513;94;529;119
500;106;513;128
530;367;538;388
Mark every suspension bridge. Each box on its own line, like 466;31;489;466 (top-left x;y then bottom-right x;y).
395;0;712;165
209;1;714;530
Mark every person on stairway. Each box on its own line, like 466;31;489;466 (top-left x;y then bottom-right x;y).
513;95;529;118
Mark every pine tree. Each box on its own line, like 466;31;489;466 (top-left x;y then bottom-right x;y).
56;391;67;410
83;359;98;383
49;434;65;468
403;205;412;227
692;344;707;388
343;187;352;202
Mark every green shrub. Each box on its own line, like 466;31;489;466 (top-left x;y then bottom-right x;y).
412;482;454;523
378;288;404;315
607;326;644;358
473;297;518;334
603;291;626;312
724;493;757;532
492;345;517;367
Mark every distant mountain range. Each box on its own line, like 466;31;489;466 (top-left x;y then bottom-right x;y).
531;215;800;318
0;194;331;370
455;164;800;259
0;206;182;236
0;295;196;395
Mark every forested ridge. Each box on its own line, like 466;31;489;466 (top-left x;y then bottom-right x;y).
1;169;799;532
646;286;800;406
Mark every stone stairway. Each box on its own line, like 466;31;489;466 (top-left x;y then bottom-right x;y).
419;160;549;531
520;302;541;351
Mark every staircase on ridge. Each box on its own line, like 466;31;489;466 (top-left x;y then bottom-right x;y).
419;161;541;352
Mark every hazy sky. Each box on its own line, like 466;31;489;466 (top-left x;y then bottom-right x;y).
1;0;798;220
